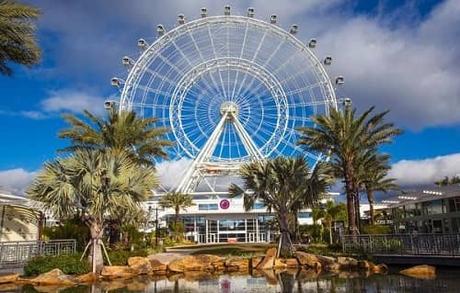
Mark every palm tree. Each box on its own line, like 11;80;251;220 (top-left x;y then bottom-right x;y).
27;149;157;272
158;191;194;239
360;154;398;225
229;157;332;257
59;109;172;166
0;0;40;75
312;201;347;244
298;105;401;235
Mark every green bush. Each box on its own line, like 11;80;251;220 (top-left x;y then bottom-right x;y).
106;249;149;265
43;218;90;251
24;254;90;276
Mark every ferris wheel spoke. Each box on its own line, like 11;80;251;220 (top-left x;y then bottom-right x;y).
188;29;227;100
206;24;229;100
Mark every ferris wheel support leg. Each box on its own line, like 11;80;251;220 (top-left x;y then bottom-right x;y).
231;114;264;161
176;112;229;193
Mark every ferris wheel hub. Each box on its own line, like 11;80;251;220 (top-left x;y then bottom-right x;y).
220;101;239;118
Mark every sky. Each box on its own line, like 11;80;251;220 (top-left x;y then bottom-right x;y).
0;0;459;196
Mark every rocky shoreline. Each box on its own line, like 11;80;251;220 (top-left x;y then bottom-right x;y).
0;248;436;290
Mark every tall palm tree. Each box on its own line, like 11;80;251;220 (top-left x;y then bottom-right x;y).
27;149;157;272
0;0;40;75
59;109;172;166
360;154;398;225
229;157;332;257
158;191;194;239
298;106;401;235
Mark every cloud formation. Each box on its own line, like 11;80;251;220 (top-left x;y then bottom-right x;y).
0;168;36;195
30;0;460;129
389;153;460;186
40;90;106;115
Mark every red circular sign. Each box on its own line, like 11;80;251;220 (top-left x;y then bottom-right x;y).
220;199;230;209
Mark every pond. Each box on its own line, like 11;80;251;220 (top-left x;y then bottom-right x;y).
12;267;460;293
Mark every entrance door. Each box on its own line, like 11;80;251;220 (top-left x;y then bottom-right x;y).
259;233;266;242
208;233;217;243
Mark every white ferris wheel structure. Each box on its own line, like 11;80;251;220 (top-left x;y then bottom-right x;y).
110;6;344;196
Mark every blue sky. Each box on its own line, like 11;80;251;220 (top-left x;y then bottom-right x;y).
0;0;459;194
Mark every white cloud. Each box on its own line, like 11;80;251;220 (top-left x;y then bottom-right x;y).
389;153;460;186
0;168;37;196
30;0;460;129
40;90;106;115
156;158;192;191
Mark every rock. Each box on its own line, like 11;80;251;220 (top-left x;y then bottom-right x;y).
251;256;263;269
273;258;288;269
225;257;249;272
0;273;19;284
30;269;75;286
184;271;214;281
400;265;436;279
295;252;322;271
358;260;388;274
282;258;300;268
168;255;223;273
337;256;359;269
150;259;168;274
373;264;388;274
128;257;152;275
100;266;137;279
74;272;97;284
256;248;277;270
148;253;182;266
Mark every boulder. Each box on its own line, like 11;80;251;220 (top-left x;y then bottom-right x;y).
282;258;300;268
30;269;75;286
273;258;288;269
251;256;263;269
337;256;359;269
168;255;223;273
128;257;152;275
225;257;249;272
148;253;182;266
400;265;436;279
75;272;97;284
358;260;388;274
100;266;137;279
0;273;19;284
150;259;168;274
256;248;277;270
295;252;322;271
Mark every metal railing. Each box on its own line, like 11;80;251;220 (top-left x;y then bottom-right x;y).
0;239;76;268
342;234;460;256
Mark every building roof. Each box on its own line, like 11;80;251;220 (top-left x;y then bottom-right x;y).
381;185;460;208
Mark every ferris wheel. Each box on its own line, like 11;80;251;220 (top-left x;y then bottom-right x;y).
111;6;341;194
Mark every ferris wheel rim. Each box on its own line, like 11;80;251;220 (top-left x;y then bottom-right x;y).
117;13;339;163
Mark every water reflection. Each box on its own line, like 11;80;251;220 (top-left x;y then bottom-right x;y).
14;268;460;293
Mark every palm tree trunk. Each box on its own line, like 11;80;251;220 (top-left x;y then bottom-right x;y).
366;188;375;225
344;168;358;236
328;221;333;245
278;210;293;258
88;220;104;273
354;188;361;233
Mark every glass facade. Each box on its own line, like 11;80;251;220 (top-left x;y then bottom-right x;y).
392;196;460;234
174;214;275;243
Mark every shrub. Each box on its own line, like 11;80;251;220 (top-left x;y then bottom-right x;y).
43;218;90;251
362;224;391;235
24;254;90;276
106;249;149;265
